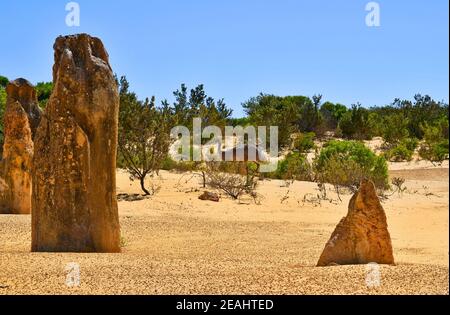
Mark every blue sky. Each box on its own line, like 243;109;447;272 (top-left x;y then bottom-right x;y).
0;0;448;117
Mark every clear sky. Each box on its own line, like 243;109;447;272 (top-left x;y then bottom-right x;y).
0;0;448;117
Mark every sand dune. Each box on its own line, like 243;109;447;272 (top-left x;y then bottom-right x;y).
0;163;448;295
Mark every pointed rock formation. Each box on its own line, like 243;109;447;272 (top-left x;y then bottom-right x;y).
317;179;395;266
32;34;121;252
0;79;39;214
4;78;42;138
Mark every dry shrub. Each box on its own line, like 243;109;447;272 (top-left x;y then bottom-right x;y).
391;177;407;195
205;162;258;200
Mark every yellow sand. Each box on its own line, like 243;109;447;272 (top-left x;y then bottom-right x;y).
0;162;448;294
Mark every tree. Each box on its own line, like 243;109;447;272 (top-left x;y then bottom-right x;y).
118;76;174;195
0;75;8;88
243;94;297;149
381;112;409;145
292;95;321;133
320;101;347;130
392;94;448;139
338;104;375;140
367;112;383;138
0;76;9;149
35;82;53;108
243;93;329;148
172;83;232;131
228;117;252;127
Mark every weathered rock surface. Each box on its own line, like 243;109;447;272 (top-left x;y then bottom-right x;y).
199;191;220;202
0;79;38;214
317;179;395;266
32;34;121;252
4;78;42;138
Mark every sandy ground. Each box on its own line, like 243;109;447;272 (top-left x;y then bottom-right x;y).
0;163;448;295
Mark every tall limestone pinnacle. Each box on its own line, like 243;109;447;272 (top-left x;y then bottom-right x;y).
4;78;42;138
32;34;121;252
0;79;40;214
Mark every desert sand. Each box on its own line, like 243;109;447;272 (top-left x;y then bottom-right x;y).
0;161;448;295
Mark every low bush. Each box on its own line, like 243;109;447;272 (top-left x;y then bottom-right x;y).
293;132;316;153
385;144;413;162
384;138;418;162
205;162;258;200
161;156;200;172
314;140;389;190
418;122;449;163
403;138;419;151
419;139;449;163
268;152;313;181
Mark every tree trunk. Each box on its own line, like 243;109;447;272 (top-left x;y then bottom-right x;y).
202;171;206;188
140;176;151;196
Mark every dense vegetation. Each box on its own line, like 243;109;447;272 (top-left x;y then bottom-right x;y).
242;93;448;147
0;73;448;194
242;94;324;148
242;93;447;192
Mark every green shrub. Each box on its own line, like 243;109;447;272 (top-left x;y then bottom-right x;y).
293;132;316;153
274;152;313;181
418;122;450;163
385;144;413;162
334;126;343;138
403;138;419;151
338;105;375;140
433;140;450;160
161;157;178;171
217;161;246;175
35;81;53;109
320;102;347;130
421;121;445;144
385;138;418;162
0;76;8;88
382;113;410;145
419;139;449;163
314;140;389;189
161;157;199;172
367;112;384;137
